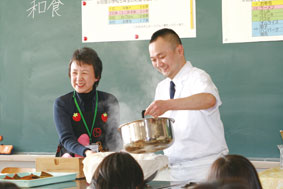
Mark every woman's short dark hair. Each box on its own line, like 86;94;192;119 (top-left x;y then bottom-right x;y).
68;47;102;87
93;152;144;189
207;154;262;189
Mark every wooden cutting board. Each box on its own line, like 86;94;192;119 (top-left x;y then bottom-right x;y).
36;157;84;179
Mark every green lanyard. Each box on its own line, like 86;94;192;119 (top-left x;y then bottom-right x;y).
73;90;98;144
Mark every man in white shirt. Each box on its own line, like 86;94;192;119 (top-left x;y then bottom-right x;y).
144;28;228;182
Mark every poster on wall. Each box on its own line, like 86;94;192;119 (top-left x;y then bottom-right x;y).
222;0;283;43
82;0;196;43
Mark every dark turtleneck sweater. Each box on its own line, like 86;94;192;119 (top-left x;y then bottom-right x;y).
54;88;122;157
77;88;96;112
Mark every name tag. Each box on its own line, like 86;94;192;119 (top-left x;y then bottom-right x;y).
86;143;99;152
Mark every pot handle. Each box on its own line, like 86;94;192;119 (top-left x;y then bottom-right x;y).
142;110;151;118
142;110;146;118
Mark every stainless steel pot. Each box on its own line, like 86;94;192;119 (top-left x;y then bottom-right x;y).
119;111;174;153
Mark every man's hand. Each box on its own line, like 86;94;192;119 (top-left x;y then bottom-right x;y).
144;100;170;118
144;93;216;118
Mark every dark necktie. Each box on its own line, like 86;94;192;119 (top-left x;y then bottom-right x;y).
170;81;175;99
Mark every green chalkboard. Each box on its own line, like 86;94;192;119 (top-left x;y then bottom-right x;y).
0;0;283;158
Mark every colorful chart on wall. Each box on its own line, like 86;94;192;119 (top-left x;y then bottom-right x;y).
81;0;196;42
222;0;283;43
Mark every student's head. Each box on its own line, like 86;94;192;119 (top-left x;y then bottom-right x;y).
0;182;20;189
191;178;250;189
149;28;186;80
68;47;102;93
207;154;262;189
93;152;144;189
